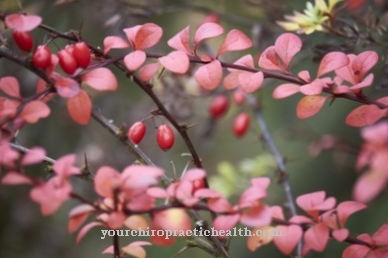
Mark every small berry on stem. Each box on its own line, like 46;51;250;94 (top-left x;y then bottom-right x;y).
156;124;174;151
12;30;33;52
233;112;250;137
209;95;229;119
127;122;146;144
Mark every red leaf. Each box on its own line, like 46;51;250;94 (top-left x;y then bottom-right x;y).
273;225;303;255
122;241;151;258
1;172;33;185
217;29;252;56
317;52;349;77
352;170;387;203
67;90;91;125
342;244;370;258
223;72;240;90
139;63;159;81
345;105;368;127
272;83;300;99
274;33;302;70
5;14;42;31
103;36;129;55
124;50;146;71
76;222;104;244
238;71;263;93
296;191;335;214
332;228;349;242
21;147;46;165
53;154;80;178
81;68;118;91
0;76;21;99
55;77;80;98
20;101;50;123
159;51;189;74
258;46;284;72
68;204;95;233
350;73;374;90
296;96;327;119
346;0;368;12
228;54;254;72
194;60;222;90
167;26;191;55
194;22;224;46
372;224;388;246
304;222;329;252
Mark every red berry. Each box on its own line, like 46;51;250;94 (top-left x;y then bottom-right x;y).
209;95;229;119
73;42;91;68
65;44;75;55
233;112;250;137
233;90;246;105
128;122;146;144
157;124;174;151
12;30;33;52
32;46;52;69
58;49;77;74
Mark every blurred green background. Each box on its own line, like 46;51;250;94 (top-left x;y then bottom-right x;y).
0;0;387;257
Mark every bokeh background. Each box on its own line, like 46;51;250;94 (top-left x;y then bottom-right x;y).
1;0;387;257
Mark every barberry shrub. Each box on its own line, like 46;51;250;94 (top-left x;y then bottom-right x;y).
0;1;388;258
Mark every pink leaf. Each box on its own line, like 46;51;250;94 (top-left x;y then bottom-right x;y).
133;23;163;50
337;201;367;227
238;71;264;93
0;76;21;99
317;52;349;77
296;191;334;212
352;170;387;203
298;70;311;82
352;51;378;79
361;119;388;144
274;33;302;70
332;228;349;241
300;79;325;95
147;187;169;199
102;246;114;254
228;54;254;72
122;241;151;258
304;222;329;252
372;224;388;246
207;197;233;213
296;96;327;119
107;211;126;229
350;73;374;89
194;60;222;90
181;168;206;181
258;46;284;72
103;36;129;55
217;29;252;56
67;90;91;125
158;51;189;74
273;225;303;255
365;104;386;125
153;208;191;231
21;147;46;165
342;244;370;258
55;77;80;98
167;26;191;55
272;83;300;99
345;105;368;127
223;72;240;90
139;63;159;81
213;214;240;233
68;204;95;233
76;222;104;244
124;50;146;71
194;188;223;199
1;172;33;185
82;68;118;91
94;166;120;198
194;22;224;46
5;14;42;31
240;205;271;228
20;101;50;123
53;154;80;177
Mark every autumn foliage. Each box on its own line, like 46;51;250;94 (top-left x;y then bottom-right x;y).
1;1;388;258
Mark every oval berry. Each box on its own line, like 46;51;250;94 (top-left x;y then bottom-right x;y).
157;124;174;151
58;49;77;74
12;30;33;52
73;42;91;68
209;95;229;119
128;122;146;144
233;112;250;137
32;45;52;69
